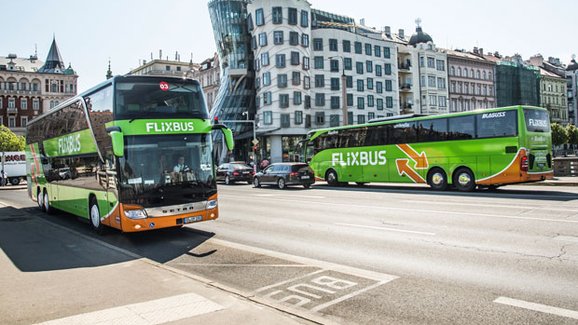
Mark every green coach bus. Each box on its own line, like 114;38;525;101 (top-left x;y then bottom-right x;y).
301;105;553;192
26;75;233;232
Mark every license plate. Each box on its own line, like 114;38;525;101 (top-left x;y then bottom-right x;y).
301;175;310;179
183;216;203;224
537;163;545;168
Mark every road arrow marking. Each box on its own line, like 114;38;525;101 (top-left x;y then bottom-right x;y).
396;159;426;183
396;144;428;169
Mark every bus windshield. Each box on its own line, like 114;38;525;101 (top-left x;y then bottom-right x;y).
523;108;550;133
119;134;215;207
114;80;209;120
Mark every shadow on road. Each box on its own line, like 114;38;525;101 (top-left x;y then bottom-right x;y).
311;183;578;202
0;205;214;272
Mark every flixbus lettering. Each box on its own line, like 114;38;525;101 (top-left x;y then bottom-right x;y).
331;150;386;167
58;134;81;155
145;122;195;133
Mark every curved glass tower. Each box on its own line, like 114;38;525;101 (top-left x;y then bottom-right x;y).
208;0;256;162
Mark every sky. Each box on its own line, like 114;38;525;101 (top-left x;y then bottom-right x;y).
3;0;577;93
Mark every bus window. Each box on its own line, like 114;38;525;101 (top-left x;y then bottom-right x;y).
390;122;417;144
523;108;550;133
476;110;517;138
417;118;448;142
448;116;475;140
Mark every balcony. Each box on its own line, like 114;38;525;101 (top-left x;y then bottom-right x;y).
7;107;18;114
398;63;412;71
399;83;413;92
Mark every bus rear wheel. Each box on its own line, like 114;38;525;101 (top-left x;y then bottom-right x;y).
428;168;448;191
453;168;476;192
326;170;339;186
43;189;53;214
37;189;44;211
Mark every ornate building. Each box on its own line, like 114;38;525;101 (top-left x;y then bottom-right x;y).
445;47;496;112
566;56;578;126
0;37;77;135
192;53;221;112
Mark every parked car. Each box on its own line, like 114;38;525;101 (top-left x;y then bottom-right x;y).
253;162;315;189
216;162;255;185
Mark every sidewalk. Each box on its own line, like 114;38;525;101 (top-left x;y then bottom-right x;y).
532;176;578;186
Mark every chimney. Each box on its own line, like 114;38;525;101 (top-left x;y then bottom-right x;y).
399;29;404;39
473;47;478;54
159;49;162;60
479;48;483;56
384;26;391;36
360;18;365;26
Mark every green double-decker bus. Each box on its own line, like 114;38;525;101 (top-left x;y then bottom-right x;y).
26;75;233;232
301;105;553;191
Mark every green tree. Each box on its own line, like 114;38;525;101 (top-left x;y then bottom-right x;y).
0;125;25;151
566;124;578;147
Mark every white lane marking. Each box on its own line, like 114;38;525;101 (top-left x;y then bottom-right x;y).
225;194;578;225
554;236;578;243
253;193;326;199
36;293;223;325
335;223;436;236
494;296;578;320
174;263;316;268
311;280;390;312
254;270;326;294
401;199;578;213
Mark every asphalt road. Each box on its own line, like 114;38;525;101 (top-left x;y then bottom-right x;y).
1;183;578;324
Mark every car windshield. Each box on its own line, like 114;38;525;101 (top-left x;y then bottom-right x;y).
118;134;215;207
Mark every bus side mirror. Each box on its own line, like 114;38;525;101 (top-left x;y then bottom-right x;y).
212;124;235;151
106;127;124;157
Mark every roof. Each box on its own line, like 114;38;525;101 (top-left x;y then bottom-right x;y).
539;67;564;79
443;49;493;64
0;56;44;73
408;26;433;46
566;59;578;71
38;37;67;73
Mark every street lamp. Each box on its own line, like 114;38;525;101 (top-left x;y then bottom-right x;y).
329;56;348;126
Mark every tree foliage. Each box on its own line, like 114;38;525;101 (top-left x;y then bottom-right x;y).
566;124;578;146
0;126;25;151
551;123;568;147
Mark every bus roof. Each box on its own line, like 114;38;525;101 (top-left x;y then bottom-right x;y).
306;105;547;140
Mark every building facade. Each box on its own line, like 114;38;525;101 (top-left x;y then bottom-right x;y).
566;57;578;126
445;48;496;112
0;38;77;135
538;68;567;124
494;55;540;108
129;52;198;78
193;53;221;112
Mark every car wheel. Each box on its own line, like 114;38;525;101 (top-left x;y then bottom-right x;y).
43;190;53;214
277;178;286;189
453;168;476;192
427;168;448;191
89;197;104;234
225;175;231;185
253;177;261;188
303;183;311;189
326;169;339;186
9;177;20;186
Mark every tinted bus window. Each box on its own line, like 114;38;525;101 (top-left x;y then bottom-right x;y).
115;80;208;119
417;118;448;142
476;110;517;138
448;116;475;140
365;124;388;146
523;108;550;132
390;122;417;144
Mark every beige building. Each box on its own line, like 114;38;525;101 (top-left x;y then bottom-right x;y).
445;47;496;112
0;38;77;135
538;68;567;124
192;53;220;112
129;51;198;78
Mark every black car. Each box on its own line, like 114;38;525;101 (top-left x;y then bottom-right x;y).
216;162;255;185
253;163;315;189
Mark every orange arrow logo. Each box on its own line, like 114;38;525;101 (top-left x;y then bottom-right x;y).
396;159;426;183
396;144;428;169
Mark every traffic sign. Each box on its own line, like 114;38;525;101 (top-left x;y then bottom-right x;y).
252;139;259;145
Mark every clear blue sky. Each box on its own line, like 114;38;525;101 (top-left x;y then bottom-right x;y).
3;0;576;93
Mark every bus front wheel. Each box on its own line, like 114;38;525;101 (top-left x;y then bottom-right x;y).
43;189;53;214
453;168;476;192
326;170;339;186
37;189;44;211
89;197;104;234
428;168;448;191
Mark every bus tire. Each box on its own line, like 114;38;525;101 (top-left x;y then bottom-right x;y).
325;169;339;186
9;177;20;186
89;196;104;234
43;189;53;214
37;188;45;212
427;168;448;191
453;168;476;192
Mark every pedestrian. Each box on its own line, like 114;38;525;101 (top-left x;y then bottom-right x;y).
0;170;6;186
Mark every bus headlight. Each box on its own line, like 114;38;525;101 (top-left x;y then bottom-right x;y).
124;209;148;219
206;200;218;210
